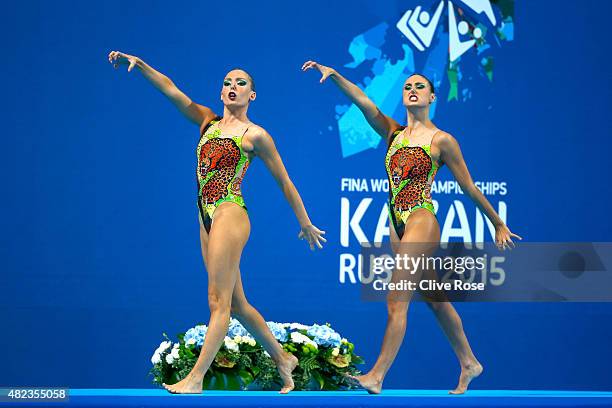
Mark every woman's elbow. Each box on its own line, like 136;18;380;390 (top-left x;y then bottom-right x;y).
279;178;295;193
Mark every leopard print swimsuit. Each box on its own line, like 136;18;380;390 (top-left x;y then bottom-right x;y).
196;118;251;232
385;127;440;238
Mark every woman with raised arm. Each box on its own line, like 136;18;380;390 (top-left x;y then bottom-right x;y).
107;50;326;394
302;61;521;394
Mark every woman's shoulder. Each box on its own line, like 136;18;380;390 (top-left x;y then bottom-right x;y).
432;128;457;146
386;125;406;145
199;115;222;135
393;125;406;132
244;123;271;140
391;125;406;136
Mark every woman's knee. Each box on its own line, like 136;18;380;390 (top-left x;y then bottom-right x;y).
208;289;232;314
426;299;445;313
387;300;409;319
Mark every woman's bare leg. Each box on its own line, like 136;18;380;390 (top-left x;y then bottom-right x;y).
165;206;297;393
230;273;298;393
163;203;249;394
351;209;440;394
420;267;483;394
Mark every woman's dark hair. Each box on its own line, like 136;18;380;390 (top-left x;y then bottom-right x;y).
231;67;256;92
407;73;435;94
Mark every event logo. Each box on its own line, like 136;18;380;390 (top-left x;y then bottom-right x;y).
335;0;514;157
398;0;495;61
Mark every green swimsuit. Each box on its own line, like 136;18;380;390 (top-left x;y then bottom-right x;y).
196;118;251;232
385;127;440;238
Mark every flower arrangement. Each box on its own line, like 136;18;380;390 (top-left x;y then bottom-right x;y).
149;319;364;391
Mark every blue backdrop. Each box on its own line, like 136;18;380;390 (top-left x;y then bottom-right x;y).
2;0;611;391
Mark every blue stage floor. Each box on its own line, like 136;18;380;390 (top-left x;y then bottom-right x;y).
3;389;612;407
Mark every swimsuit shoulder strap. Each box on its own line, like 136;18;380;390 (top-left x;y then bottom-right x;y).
241;124;251;138
388;126;406;147
427;128;441;145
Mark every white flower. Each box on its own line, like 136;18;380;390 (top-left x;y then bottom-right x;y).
166;353;175;365
224;336;239;352
283;323;311;331
170;343;180;359
186;338;196;346
290;332;308;344
151;340;172;365
290;332;318;348
341;338;348;344
156;340;172;354
332;347;340;357
233;334;256;345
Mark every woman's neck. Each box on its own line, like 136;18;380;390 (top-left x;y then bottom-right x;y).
406;107;434;132
222;105;249;124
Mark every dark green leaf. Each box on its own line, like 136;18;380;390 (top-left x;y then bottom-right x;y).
223;373;242;390
311;370;324;390
352;355;365;365
238;369;254;386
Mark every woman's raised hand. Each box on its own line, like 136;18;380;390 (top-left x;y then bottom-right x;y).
298;224;327;250
495;224;522;251
301;61;336;83
108;50;139;72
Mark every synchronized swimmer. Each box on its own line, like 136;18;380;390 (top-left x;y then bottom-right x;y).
302;60;521;394
109;51;325;394
108;49;520;396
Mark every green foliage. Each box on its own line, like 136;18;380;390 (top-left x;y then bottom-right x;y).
150;323;365;391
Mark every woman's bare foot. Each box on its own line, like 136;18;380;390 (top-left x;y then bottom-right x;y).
346;373;383;394
277;353;298;394
449;361;483;395
162;372;204;394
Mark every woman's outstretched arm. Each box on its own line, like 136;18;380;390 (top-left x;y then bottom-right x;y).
108;50;216;126
302;60;399;140
248;126;326;250
437;132;522;250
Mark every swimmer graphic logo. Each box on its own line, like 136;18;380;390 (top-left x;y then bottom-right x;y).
335;0;514;158
398;0;497;58
397;1;445;52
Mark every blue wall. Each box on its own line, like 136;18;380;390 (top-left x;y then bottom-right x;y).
2;0;611;390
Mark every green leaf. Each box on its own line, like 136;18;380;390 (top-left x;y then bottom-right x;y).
352;355;365;365
311;370;324;390
224;373;242;390
238;369;254;386
202;373;215;390
213;372;225;390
